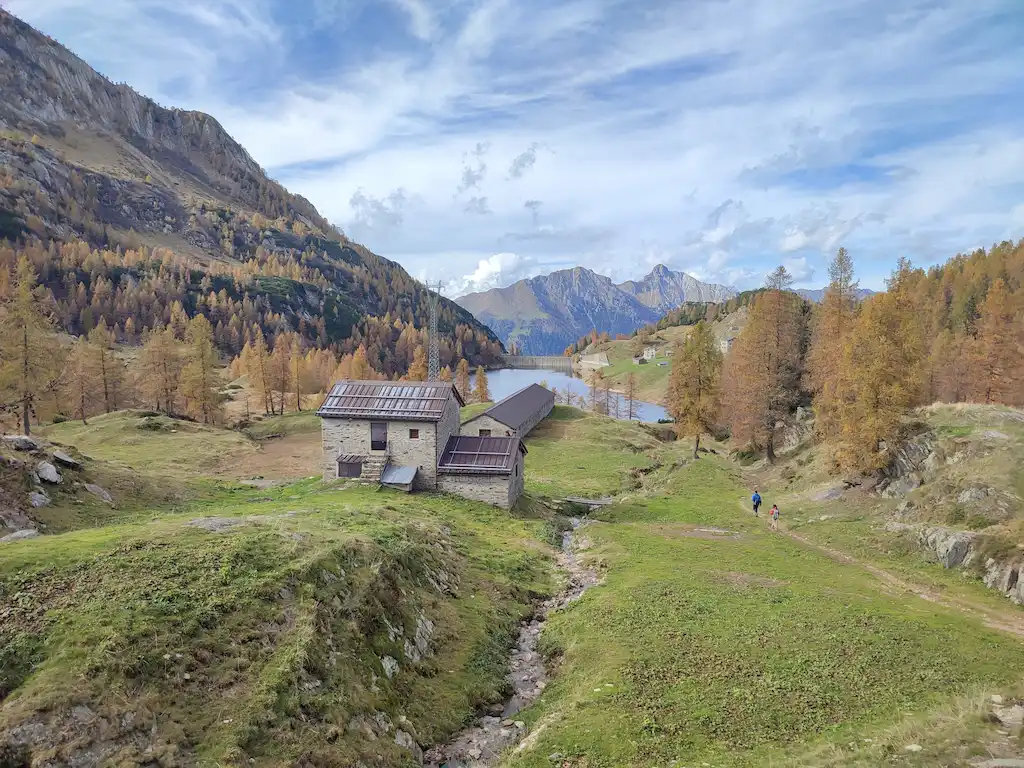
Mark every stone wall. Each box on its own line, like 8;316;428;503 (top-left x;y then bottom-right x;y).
321;417;440;489
437;472;515;510
462;414;512;437
436;398;460;467
437;451;525;510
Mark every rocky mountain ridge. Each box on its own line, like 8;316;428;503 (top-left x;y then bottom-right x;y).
0;8;502;368
457;264;734;354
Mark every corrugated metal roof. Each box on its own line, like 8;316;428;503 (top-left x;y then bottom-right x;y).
438;435;526;475
470;383;554;431
381;465;418;486
316;380;464;421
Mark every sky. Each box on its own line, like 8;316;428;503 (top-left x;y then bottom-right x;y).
6;0;1024;295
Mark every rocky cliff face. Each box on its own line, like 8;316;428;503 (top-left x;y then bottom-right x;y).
458;264;734;354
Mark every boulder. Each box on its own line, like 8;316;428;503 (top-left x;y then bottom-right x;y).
881;474;921;498
813;487;844;501
920;526;976;569
2;435;40;451
1;529;40;543
983;560;1020;594
52;450;82;469
36;461;62;484
84;483;113;504
29;491;51;508
957;487;988;504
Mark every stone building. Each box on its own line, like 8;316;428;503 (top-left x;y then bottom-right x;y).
461;383;554;438
317;380;462;490
436;435;526;510
317;380;529;509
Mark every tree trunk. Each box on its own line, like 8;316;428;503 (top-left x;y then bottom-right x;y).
22;325;31;435
693;433;700;459
765;433;776;463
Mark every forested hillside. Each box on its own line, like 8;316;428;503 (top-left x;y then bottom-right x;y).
719;241;1024;470
0;8;503;406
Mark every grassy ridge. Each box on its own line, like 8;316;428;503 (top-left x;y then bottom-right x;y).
509;458;1024;766
0;483;554;765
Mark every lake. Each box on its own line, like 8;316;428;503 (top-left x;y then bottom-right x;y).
485;368;669;422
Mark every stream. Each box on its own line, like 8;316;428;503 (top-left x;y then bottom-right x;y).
424;518;599;767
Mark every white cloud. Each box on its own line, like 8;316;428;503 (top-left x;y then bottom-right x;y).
10;0;1024;292
449;252;541;296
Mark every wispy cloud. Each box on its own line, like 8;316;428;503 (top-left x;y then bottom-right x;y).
9;0;1024;290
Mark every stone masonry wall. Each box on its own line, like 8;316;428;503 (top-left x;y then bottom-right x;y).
321;417;439;489
437;473;514;510
462;414;512;437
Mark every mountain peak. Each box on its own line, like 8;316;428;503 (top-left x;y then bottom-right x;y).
457;264;735;354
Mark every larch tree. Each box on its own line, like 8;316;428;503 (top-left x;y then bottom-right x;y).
351;345;373;380
138;325;184;415
587;369;604;412
473;366;491;403
268;334;293;415
65;336;100;424
407;346;428;381
181;314;221;424
667;322;722;457
0;256;60;434
806;247;858;440
88;321;123;413
835;258;924;471
624;372;639;420
724;266;803;461
439;365;453;383
455;359;471;401
971;278;1023;405
245;328;273;414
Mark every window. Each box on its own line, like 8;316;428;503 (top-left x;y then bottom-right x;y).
409;428;420;439
479;429;491;437
338;461;362;478
371;422;387;451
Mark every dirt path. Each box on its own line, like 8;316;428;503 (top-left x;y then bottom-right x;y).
761;508;1024;639
423;518;600;767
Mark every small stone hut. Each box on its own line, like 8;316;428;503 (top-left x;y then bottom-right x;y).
462;383;554;438
317;380;462;490
436;435;526;510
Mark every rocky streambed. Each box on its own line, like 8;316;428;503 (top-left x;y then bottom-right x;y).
424;518;599;767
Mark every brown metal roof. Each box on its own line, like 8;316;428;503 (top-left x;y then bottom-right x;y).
437;435;527;475
317;380;464;421
470;383;554;431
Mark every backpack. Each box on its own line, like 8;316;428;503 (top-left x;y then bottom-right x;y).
771;508;779;519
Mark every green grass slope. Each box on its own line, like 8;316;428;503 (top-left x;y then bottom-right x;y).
0;482;553;766
508;458;1024;767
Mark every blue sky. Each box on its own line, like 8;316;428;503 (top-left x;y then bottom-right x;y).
7;0;1024;294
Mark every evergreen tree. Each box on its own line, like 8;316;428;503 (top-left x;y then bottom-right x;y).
473;366;491;403
0;256;60;434
439;365;453;383
667;322;722;457
181;315;221;424
138;325;183;415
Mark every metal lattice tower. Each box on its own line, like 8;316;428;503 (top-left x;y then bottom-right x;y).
427;281;441;381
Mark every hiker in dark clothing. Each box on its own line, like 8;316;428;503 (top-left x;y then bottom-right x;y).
752;490;762;516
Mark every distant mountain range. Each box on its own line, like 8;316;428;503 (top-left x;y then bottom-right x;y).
456;264;734;354
796;288;877;302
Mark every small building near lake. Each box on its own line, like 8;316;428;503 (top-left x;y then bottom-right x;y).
317;380;528;509
461;383;554;438
436;435;526;509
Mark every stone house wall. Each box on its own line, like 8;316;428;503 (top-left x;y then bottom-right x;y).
321;417;440;490
462;414;513;437
437;450;525;510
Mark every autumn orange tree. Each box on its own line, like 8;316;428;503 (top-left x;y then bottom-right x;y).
181;315;222;424
834;258;924;471
0;256;61;434
724;266;804;461
806;248;858;440
970;278;1022;404
667;321;722;457
455;359;471;401
473;366;491;403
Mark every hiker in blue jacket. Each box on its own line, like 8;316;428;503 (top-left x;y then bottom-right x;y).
752;490;762;516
